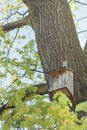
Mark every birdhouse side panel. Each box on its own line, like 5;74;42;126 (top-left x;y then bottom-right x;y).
63;70;73;95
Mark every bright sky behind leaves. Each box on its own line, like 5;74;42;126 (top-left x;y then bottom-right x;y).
74;1;87;48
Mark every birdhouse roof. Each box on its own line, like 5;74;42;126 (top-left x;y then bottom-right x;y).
50;87;73;99
47;67;73;76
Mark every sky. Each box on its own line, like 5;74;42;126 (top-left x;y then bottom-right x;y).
73;1;87;48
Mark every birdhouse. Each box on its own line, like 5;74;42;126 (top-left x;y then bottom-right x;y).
48;67;73;99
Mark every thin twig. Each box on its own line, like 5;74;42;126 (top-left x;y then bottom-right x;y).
77;16;87;22
32;69;44;74
0;71;27;93
12;28;19;44
6;28;19;58
74;0;87;5
78;30;87;34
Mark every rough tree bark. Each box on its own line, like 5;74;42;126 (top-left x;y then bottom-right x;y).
23;0;87;104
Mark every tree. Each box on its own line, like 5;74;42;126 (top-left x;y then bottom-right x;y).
0;0;87;129
23;0;87;104
1;0;86;105
1;0;87;104
5;0;87;104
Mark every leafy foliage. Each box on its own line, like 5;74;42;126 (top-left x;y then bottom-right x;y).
76;102;87;112
0;91;87;130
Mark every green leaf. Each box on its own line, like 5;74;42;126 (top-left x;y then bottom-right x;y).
76;102;87;112
0;30;5;38
2;124;10;130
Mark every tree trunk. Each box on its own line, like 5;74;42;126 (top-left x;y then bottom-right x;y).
24;0;87;104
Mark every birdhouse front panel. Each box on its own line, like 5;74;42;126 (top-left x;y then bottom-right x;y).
48;74;62;92
48;68;73;95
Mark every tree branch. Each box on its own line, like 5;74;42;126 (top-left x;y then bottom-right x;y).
74;0;87;6
77;16;87;22
0;83;48;115
2;15;30;32
78;30;87;34
77;111;87;119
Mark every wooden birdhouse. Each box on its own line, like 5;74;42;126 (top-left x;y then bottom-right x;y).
48;67;73;99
